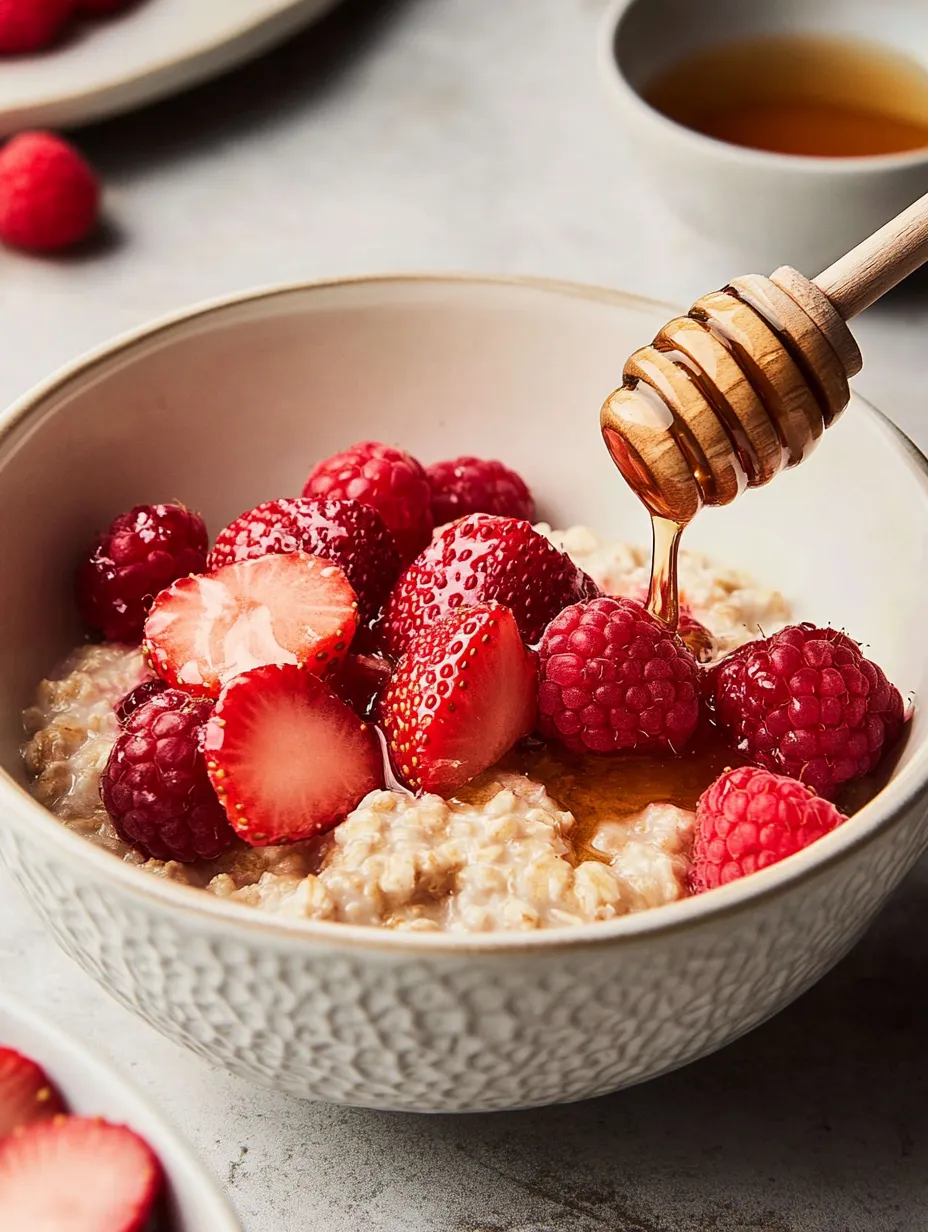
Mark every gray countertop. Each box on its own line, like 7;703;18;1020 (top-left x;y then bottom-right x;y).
2;2;927;1229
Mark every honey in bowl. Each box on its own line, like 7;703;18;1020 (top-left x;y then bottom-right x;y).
644;34;928;158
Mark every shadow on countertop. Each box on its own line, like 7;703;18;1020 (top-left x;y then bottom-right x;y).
75;0;415;175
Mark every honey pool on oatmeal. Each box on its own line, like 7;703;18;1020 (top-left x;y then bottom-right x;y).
22;526;791;933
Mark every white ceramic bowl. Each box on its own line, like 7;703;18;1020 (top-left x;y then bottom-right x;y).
1;276;927;1114
0;996;240;1229
599;0;928;273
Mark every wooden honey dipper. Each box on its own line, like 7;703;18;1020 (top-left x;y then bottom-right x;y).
600;191;928;629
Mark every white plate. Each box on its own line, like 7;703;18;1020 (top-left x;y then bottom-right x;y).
0;996;241;1231
0;0;339;137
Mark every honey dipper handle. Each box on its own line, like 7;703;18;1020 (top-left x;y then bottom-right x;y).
813;189;928;320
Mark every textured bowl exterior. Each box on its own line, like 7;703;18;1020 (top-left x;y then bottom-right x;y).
3;795;927;1113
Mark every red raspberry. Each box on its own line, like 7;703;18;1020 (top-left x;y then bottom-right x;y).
426;456;535;526
208;496;399;623
379;513;599;658
689;765;846;892
115;677;169;724
706;623;904;799
0;132;99;252
537;596;700;754
101;690;235;863
0;0;72;53
76;503;208;643
303;441;433;565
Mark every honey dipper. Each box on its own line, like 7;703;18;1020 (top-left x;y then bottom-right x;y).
600;190;928;627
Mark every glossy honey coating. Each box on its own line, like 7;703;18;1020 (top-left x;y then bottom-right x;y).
600;268;860;524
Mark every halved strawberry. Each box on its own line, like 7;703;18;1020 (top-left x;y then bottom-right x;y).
0;1049;65;1138
204;663;385;845
0;1116;161;1232
144;551;357;698
380;602;538;795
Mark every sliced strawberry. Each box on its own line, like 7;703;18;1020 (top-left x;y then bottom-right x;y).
0;1049;65;1138
378;514;599;658
327;652;393;720
380;602;538;794
0;1116;161;1232
204;663;384;845
144;551;357;698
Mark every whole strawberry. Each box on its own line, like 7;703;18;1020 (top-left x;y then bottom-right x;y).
381;602;538;794
379;514;599;658
537;596;700;754
0;132;99;252
76;503;208;643
304;440;433;565
208;496;399;623
0;0;73;53
101;689;235;863
689;765;847;892
426;456;535;526
706;623;904;798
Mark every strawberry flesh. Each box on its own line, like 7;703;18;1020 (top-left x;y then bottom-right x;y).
204;663;385;845
0;1049;65;1138
144;551;357;698
0;1116;161;1232
380;602;538;794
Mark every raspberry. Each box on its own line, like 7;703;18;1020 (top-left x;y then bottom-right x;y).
0;132;99;252
303;441;433;565
76;503;208;643
208;496;399;623
101;690;235;863
0;0;72;53
426;456;535;526
537;596;700;754
115;677;169;724
706;623;904;798
689;765;847;892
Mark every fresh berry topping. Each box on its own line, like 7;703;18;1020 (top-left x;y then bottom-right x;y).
380;602;537;795
0;1116;161;1232
379;514;599;658
537;596;700;754
75;503;208;644
303;441;433;565
0;0;72;54
115;677;169;725
144;551;357;698
204;664;384;845
207;496;399;623
0;1049;65;1138
327;651;393;720
0;132;98;252
689;765;847;892
630;586;715;663
426;456;535;526
100;690;234;863
79;0;131;11
706;623;905;798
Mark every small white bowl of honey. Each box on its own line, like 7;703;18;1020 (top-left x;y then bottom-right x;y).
599;0;928;272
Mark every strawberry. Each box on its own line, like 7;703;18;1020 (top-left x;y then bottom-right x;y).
204;663;384;845
0;1049;65;1138
144;551;357;698
378;514;599;659
327;651;393;720
380;602;538;794
0;1116;161;1231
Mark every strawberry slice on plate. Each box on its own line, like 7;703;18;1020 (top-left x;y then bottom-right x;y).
380;601;538;794
204;663;385;845
144;551;358;698
0;1116;161;1232
0;1048;65;1137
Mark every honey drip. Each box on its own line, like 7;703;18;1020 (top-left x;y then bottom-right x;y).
646;515;682;629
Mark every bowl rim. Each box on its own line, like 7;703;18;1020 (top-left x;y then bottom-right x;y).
0;994;242;1230
2;270;928;956
598;0;928;177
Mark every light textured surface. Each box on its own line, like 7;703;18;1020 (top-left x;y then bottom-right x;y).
2;0;928;1228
